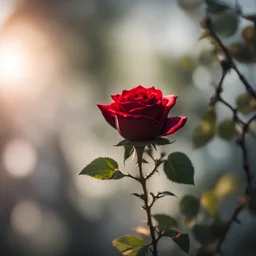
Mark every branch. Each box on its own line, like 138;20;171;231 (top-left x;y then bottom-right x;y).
207;42;255;255
203;17;256;100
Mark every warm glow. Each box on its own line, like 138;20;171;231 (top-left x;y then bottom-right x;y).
0;17;62;105
0;40;28;85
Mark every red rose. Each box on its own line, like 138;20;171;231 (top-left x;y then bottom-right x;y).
97;85;187;141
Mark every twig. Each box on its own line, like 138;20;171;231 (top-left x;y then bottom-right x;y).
207;44;255;254
203;17;256;100
145;160;163;180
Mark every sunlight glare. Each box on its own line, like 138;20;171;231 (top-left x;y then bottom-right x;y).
0;40;28;86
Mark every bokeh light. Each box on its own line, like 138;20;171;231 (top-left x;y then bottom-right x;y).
11;200;42;236
3;138;37;179
192;66;211;91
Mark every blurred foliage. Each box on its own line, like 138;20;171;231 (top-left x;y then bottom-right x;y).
217;119;236;140
201;190;219;216
1;0;256;256
236;92;256;115
192;109;216;148
180;174;239;249
179;195;200;219
178;0;202;11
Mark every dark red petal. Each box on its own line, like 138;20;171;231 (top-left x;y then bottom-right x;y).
115;113;164;141
97;103;119;128
119;101;144;113
147;86;162;100
121;85;145;96
111;94;122;103
161;95;178;122
161;116;188;136
129;99;167;120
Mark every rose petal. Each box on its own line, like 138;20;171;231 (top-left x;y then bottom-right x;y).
129;98;168;120
111;94;122;103
97;103;119;128
115;113;164;141
146;86;162;100
121;85;145;96
161;116;188;136
161;95;178;122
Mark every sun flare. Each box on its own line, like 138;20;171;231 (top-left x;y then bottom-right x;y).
0;40;28;86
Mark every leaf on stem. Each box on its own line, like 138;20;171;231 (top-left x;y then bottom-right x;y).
131;193;146;201
163;230;190;253
112;235;147;256
164;152;194;185
124;145;134;163
158;191;178;198
153;214;178;230
79;157;124;180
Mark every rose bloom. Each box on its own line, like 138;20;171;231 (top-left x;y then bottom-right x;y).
97;85;187;141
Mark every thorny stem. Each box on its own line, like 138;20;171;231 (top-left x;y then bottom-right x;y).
207;47;256;254
204;17;256;100
135;146;158;256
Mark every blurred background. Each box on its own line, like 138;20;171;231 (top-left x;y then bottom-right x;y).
0;0;256;255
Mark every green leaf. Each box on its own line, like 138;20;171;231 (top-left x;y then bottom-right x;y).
111;170;125;180
130;246;148;256
153;214;178;230
180;195;200;218
192;109;216;148
173;233;190;253
230;43;256;63
124;145;134;163
205;0;230;14
200;191;219;216
202;109;216;125
236;92;256;114
112;235;146;256
159;191;177;198
212;12;239;37
164;152;194;185
115;137;174;147
79;157;122;180
131;193;146;201
192;124;214;148
217;119;236;140
163;229;180;238
163;230;190;253
178;0;202;11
